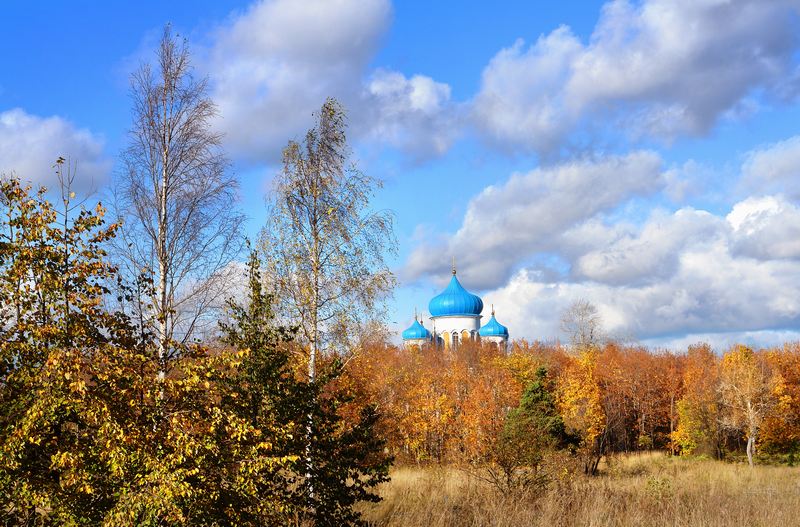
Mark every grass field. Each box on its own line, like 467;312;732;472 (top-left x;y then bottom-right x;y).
359;453;800;526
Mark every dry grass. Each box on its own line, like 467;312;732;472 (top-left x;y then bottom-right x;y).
359;453;800;526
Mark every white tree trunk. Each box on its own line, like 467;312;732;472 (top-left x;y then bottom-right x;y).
305;224;320;503
157;139;169;397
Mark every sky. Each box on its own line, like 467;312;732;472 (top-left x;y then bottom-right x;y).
3;0;800;350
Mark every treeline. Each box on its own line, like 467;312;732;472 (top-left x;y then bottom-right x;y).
343;339;800;475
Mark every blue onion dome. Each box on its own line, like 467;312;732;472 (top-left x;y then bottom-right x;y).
402;318;431;340
479;308;509;338
428;270;484;317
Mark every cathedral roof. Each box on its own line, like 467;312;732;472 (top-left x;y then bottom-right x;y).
402;318;432;340
428;271;484;317
479;310;509;338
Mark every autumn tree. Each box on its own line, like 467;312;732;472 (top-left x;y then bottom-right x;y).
662;351;685;455
672;344;723;458
260;97;396;382
595;345;678;453
390;345;455;462
760;344;800;456
260;97;396;502
0;173;133;523
557;348;606;475
344;340;539;465
0;174;302;525
718;345;779;467
116;25;243;377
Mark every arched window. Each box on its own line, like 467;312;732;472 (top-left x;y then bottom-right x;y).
452;332;459;349
461;330;470;343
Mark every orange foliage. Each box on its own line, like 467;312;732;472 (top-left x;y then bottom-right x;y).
341;338;800;467
671;344;721;456
558;348;606;474
344;341;545;463
760;344;800;452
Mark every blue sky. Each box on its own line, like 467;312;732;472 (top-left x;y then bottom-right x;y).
3;0;800;350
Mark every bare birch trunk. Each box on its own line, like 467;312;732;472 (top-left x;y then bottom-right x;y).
305;185;320;501
157;141;169;393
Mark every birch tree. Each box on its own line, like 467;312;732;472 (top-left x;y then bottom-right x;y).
116;26;243;372
260;97;396;383
560;299;604;353
718;345;778;467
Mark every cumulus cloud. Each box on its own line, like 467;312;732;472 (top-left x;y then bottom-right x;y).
485;200;800;344
573;208;723;286
363;69;460;160
473;27;582;154
0;108;109;193
473;0;800;154
728;195;800;260
404;151;664;289
208;0;457;163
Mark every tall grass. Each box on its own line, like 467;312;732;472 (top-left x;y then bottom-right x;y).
359;453;800;526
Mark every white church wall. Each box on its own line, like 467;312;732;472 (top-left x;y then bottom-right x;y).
430;315;481;335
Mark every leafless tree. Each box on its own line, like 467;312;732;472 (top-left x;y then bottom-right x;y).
260;98;396;383
115;26;243;373
560;299;604;353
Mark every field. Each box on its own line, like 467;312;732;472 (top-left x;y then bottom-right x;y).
359;453;800;527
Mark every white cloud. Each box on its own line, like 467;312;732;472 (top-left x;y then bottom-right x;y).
473;0;800;154
476;195;800;346
473;28;582;154
364;70;459;160
0;108;109;193
404;151;664;288
643;329;800;352
661;159;725;203
207;0;456;163
742;135;800;197
573;207;723;286
728;195;800;260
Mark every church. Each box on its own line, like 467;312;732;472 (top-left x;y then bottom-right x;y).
402;265;509;350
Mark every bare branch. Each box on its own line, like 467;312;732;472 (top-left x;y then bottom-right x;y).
113;25;244;366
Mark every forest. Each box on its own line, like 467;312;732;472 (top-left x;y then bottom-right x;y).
2;26;800;527
348;339;800;469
